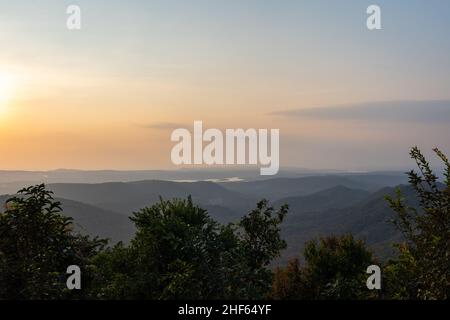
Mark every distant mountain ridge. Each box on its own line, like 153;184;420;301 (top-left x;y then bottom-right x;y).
220;174;407;200
274;185;370;212
0;174;416;263
279;185;417;262
46;180;255;223
0;194;134;243
0;169;407;194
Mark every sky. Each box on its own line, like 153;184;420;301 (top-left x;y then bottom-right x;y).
0;0;449;171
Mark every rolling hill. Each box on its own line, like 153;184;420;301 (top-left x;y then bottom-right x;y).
0;194;134;243
0;174;418;263
220;173;407;200
277;185;418;262
46;180;256;223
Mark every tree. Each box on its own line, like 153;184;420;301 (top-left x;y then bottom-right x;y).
385;147;450;299
271;235;376;300
0;184;105;300
92;197;288;299
237;199;288;298
271;258;303;299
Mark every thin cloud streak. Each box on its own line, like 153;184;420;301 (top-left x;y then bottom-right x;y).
137;122;186;130
273;100;450;123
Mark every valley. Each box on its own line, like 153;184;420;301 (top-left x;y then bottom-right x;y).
0;170;413;264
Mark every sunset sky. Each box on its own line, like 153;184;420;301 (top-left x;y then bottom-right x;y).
0;0;449;170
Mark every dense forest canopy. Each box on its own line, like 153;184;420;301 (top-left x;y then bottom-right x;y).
0;148;448;300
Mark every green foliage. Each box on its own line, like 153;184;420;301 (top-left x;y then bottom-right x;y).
385;147;450;299
239;199;288;268
0;185;287;300
0;184;105;300
271;235;376;300
2;147;448;301
91;197;287;299
271;258;303;299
